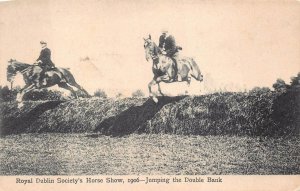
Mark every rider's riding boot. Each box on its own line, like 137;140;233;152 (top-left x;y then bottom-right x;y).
172;58;178;82
34;73;41;88
41;78;47;86
174;71;178;81
39;71;46;86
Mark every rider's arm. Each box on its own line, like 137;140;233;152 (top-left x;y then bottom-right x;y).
36;51;43;63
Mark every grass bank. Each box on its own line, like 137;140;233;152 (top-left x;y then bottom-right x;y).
0;90;299;136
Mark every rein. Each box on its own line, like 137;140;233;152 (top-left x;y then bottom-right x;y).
19;66;31;74
8;63;32;81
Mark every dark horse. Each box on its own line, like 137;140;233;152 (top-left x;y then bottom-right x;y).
143;35;203;102
7;59;90;104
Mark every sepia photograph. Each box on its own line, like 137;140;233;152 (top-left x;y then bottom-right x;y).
0;0;299;190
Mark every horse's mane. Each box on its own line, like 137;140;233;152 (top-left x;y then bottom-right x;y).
150;41;161;57
15;61;33;66
12;60;32;68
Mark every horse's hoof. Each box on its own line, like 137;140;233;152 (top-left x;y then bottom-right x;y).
16;94;22;102
17;102;24;109
152;97;158;103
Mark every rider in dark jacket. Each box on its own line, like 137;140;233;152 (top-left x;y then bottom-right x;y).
35;41;55;86
158;30;178;81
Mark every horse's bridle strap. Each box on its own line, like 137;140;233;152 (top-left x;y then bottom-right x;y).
19;66;31;74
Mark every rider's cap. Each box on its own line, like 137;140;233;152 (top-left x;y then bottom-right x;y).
161;29;168;34
40;41;47;44
8;58;15;63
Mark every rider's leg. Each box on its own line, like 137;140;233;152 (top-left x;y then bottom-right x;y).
32;66;42;88
39;67;50;86
173;59;178;81
33;73;41;87
168;52;178;82
39;70;46;86
169;57;178;81
42;76;47;86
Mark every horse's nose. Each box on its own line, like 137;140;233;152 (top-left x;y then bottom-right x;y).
200;75;204;82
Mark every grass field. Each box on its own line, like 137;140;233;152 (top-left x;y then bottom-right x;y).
1;90;299;175
0;133;299;175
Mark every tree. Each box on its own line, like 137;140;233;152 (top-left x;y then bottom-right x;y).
132;89;145;98
273;78;287;92
94;89;107;98
249;87;271;94
0;86;12;101
115;92;123;99
290;72;300;87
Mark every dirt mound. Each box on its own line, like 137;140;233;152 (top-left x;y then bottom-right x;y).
1;90;299;136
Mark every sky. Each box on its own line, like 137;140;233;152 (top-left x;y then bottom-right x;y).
0;0;299;96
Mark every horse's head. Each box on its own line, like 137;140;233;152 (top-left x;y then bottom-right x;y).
7;59;18;82
143;34;158;62
6;59;31;82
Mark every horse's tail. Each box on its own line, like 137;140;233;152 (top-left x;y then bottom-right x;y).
189;58;203;82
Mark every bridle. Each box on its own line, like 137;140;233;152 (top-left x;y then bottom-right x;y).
7;61;31;81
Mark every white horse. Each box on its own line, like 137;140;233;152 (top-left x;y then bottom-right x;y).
143;35;203;102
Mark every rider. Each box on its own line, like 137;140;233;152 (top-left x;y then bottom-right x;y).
34;41;55;87
158;30;178;81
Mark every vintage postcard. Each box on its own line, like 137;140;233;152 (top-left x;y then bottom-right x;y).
0;0;299;190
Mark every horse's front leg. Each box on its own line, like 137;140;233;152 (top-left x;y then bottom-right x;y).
148;79;162;103
155;75;168;96
18;84;36;101
149;77;166;103
16;84;35;108
16;84;32;102
148;79;157;98
157;83;164;96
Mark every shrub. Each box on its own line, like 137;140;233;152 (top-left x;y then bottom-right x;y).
94;89;107;98
115;92;123;99
132;89;145;98
273;78;288;93
290;72;300;87
0;86;20;101
0;86;11;101
23;89;63;101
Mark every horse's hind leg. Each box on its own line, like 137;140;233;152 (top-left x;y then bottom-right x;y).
185;77;191;95
72;83;90;97
66;80;90;97
58;82;77;98
58;68;90;97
